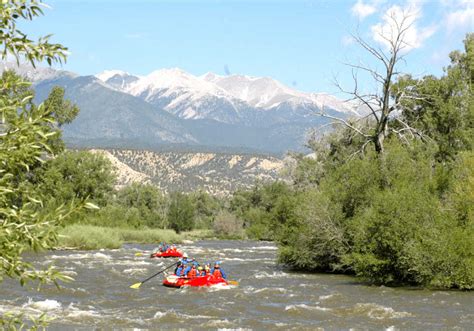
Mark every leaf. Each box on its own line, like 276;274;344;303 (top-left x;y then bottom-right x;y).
84;202;100;210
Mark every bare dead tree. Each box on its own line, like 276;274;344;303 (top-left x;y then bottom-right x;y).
316;8;428;156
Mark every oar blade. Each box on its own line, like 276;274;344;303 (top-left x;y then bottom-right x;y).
134;252;143;257
227;280;239;286
130;282;142;289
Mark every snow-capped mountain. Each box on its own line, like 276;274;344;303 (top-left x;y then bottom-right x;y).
97;68;250;123
96;68;360;125
3;63;362;153
95;70;139;91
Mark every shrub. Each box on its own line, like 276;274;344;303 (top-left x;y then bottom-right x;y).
213;211;245;239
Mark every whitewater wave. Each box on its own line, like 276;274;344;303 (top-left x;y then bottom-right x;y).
24;298;62;311
253;271;289;279
123;268;148;274
346;303;412;320
249;246;277;250
285;304;331;312
153;309;212;320
253;287;288;294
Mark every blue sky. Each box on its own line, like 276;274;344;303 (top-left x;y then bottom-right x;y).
24;0;473;93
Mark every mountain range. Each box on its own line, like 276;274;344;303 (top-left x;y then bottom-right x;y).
3;63;360;154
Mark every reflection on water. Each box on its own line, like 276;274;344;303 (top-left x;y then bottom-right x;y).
0;240;472;330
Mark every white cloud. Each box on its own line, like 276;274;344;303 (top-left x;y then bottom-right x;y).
444;1;474;32
351;0;377;20
371;3;436;52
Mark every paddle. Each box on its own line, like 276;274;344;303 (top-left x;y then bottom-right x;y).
130;260;179;289
134;252;144;257
227;280;239;285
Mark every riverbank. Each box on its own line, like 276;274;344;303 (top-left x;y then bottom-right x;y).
57;224;215;250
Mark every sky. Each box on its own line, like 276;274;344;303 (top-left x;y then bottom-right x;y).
22;0;473;94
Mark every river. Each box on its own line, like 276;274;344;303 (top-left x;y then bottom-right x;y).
0;240;472;330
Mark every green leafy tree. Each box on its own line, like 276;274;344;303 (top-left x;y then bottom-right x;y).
0;70;80;154
37;150;116;207
42;86;80;153
167;192;195;233
189;190;222;229
0;0;84;299
116;183;167;228
395;34;474;161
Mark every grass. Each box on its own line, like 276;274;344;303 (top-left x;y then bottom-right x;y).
57;224;216;250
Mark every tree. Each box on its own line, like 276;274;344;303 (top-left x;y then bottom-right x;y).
116;183;167;228
0;0;83;290
167;192;194;233
42;86;80;153
37;150;116;207
318;8;427;155
394;34;474;161
0;70;80;154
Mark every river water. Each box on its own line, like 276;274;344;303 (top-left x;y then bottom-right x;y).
0;240;472;330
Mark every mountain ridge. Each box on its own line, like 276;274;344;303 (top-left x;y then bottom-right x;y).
3;63;359;154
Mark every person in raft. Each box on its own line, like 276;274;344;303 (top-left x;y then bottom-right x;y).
211;261;227;279
179;252;191;263
175;260;188;276
183;262;199;278
204;263;211;276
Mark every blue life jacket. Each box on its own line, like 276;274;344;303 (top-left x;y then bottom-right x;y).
182;265;192;277
175;266;184;276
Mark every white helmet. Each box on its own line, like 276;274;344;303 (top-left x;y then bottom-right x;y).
183;252;188;258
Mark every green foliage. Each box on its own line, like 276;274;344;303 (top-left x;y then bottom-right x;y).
115;183;167;228
0;1;68;66
0;0;80;291
58;224;182;250
278;189;347;271
37;150;116;207
395;33;474;161
189;190;222;229
230;181;296;240
0;71;79;156
42;86;80;153
167;192;195;233
213;210;245;239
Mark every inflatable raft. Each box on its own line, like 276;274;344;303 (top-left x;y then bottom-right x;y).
163;274;228;288
150;250;183;258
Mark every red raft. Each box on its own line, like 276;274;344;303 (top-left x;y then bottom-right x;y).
150;250;183;258
163;275;228;288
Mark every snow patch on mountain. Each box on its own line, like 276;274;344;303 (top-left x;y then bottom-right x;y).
95;70;131;82
95;67;362;122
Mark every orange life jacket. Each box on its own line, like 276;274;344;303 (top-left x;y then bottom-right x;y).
213;269;222;278
188;268;197;278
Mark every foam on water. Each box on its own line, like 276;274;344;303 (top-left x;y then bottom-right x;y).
253;287;288;294
249;246;277;250
65;303;101;320
319;293;339;300
349;303;412;320
50;252;112;260
285;304;331;312
24;298;62;311
253;271;289;279
153;309;213;320
123;268;148;274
